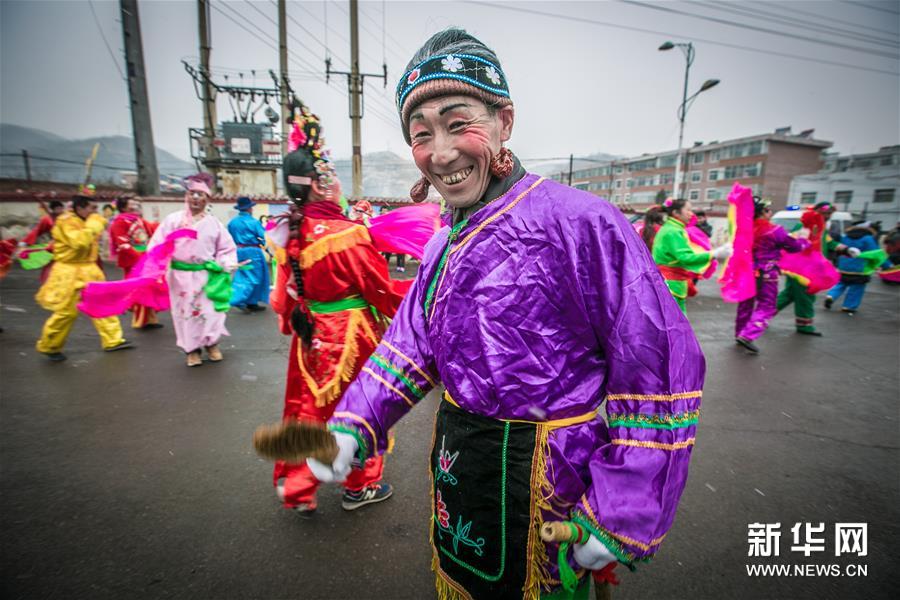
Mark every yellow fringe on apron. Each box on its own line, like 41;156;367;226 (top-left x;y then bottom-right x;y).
433;392;600;599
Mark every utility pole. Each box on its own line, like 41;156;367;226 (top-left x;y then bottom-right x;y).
349;0;363;198
121;0;159;195
278;0;290;155
567;153;574;187
198;0;218;169
326;0;387;198
21;150;31;182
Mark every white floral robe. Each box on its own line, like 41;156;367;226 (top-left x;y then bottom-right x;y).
148;210;238;353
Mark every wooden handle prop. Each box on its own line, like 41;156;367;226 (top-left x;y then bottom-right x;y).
541;521;582;543
252;420;339;464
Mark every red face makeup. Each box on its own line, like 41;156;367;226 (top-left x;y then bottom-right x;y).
408;95;512;208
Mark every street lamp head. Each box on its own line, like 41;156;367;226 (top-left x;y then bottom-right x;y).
659;41;675;51
700;78;720;92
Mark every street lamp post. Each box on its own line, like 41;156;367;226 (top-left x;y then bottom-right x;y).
659;41;719;199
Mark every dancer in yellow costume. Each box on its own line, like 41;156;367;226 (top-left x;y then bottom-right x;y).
35;195;133;362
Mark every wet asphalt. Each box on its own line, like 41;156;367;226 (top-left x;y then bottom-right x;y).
1;264;897;600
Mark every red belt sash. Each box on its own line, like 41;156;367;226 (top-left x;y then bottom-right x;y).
658;265;695;281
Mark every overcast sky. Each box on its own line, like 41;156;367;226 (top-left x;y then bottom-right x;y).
2;0;898;174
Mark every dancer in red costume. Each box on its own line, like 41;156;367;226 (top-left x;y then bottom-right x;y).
268;104;410;515
108;196;162;329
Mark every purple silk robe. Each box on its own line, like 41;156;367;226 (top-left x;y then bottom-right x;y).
330;173;705;567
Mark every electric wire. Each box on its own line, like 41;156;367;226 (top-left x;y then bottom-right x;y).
838;0;900;16
465;1;899;77
87;0;126;80
758;0;900;37
620;0;899;60
691;0;899;48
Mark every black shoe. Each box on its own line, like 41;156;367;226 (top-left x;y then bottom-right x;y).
823;297;833;310
40;351;67;362
140;323;164;330
841;308;856;316
247;304;266;312
104;340;134;352
735;337;760;354
797;329;823;337
238;305;252;314
341;483;393;511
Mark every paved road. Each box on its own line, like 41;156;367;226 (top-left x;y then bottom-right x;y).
1;266;897;600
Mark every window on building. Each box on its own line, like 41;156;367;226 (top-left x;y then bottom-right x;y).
708;169;720;181
706;188;722;201
874;189;895;203
624;193;632;203
613;194;621;203
630;158;657;172
853;159;873;169
708;150;719;163
689;189;700;201
658;154;677;168
747;141;763;156
836;159;849;172
615;180;622;189
881;155;894;166
626;179;634;188
660;173;673;185
692;153;704;165
834;190;852;206
614;166;624;174
800;192;818;203
744;163;760;178
690;171;702;183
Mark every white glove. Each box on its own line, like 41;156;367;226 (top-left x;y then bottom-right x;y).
307;431;358;484
796;227;811;239
572;535;617;571
711;243;733;261
847;247;861;258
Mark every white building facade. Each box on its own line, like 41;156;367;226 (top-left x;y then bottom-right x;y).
789;146;900;227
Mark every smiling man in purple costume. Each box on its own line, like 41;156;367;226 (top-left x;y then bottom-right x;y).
308;29;706;600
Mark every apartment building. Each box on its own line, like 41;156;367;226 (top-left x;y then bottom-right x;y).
551;127;832;211
789;145;900;226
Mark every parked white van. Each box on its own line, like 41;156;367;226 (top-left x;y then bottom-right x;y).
771;205;854;240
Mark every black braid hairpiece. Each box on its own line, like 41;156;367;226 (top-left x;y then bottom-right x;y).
288;200;315;347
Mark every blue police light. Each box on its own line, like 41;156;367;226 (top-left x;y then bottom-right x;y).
785;205;801;211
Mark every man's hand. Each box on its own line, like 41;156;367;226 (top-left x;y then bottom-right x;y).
711;243;733;261
572;535;617;571
307;432;358;483
846;247;861;258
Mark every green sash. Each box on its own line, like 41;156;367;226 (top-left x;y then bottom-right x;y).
170;260;233;312
307;296;369;314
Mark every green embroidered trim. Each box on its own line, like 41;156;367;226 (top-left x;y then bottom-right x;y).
570;510;645;570
327;423;369;464
423;220;468;318
370;353;426;399
435;421;509;581
607;410;700;430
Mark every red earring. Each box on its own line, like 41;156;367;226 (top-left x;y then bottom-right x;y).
410;176;430;202
489;147;514;178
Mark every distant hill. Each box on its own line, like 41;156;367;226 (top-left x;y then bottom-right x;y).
0;124;195;185
333;150;424;198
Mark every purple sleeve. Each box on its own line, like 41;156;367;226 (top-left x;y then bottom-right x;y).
327;231;445;459
774;225;809;254
567;201;706;565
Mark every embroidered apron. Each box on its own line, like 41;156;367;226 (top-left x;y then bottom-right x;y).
431;401;538;599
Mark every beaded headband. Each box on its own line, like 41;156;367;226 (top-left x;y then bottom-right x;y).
396;53;509;114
